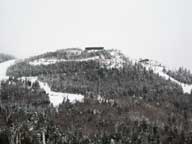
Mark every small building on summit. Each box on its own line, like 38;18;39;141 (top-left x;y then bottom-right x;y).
85;47;104;51
139;59;149;63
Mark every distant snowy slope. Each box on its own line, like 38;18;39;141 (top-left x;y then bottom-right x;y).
29;56;100;66
20;77;84;107
0;60;84;107
101;49;126;69
0;53;15;63
139;59;192;94
28;49;127;69
3;48;192;99
0;59;16;80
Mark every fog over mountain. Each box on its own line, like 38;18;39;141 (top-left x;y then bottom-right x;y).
1;0;192;70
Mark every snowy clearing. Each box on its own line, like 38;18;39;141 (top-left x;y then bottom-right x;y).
0;60;84;107
141;60;192;94
0;59;16;81
29;50;125;69
29;57;100;66
102;50;125;69
1;57;192;107
20;76;84;107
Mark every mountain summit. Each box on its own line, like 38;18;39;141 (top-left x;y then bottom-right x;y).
0;48;192;143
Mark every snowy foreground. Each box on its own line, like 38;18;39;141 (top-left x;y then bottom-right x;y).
0;60;84;107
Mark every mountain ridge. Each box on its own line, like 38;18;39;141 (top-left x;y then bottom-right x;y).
1;48;192;143
5;48;192;94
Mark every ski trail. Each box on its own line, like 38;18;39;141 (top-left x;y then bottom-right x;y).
0;60;84;107
0;59;16;80
20;77;84;107
142;63;192;94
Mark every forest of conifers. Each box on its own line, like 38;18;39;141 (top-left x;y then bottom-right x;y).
0;50;192;144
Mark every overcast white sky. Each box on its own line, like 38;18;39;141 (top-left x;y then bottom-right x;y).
0;0;192;70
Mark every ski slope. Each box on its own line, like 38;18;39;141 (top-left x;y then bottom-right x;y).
1;57;192;107
141;60;192;94
20;77;84;107
29;50;125;69
0;59;16;81
0;60;84;107
29;57;100;66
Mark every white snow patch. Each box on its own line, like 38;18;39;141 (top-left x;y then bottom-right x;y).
29;58;64;66
141;60;192;94
20;77;84;107
0;60;84;107
97;95;115;104
0;59;16;81
29;50;126;69
29;57;100;66
99;50;125;69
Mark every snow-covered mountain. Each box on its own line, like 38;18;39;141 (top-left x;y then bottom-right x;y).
1;48;192;108
1;49;192;143
28;49;127;69
0;49;127;107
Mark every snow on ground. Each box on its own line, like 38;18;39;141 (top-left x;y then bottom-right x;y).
29;57;100;66
101;50;125;69
0;60;84;107
20;77;84;107
2;57;192;107
29;58;64;66
0;59;16;81
141;60;192;94
29;50;126;69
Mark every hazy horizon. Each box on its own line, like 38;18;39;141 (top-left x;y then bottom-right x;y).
1;0;192;70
